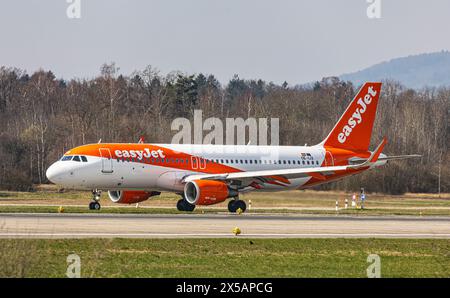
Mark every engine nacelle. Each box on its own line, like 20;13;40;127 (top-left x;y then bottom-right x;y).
184;180;238;205
108;190;160;204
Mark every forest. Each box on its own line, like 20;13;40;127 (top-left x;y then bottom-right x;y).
0;63;448;194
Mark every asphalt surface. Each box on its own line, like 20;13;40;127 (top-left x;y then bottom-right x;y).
0;213;449;238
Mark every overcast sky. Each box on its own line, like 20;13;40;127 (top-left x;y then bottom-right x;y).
0;0;449;84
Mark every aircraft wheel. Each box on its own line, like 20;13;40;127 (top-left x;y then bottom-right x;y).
177;199;195;212
228;200;237;213
176;199;184;211
89;201;101;210
93;202;101;210
235;200;247;213
229;200;246;213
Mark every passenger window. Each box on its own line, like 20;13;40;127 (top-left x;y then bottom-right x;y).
81;156;88;162
249;160;253;164
73;156;81;162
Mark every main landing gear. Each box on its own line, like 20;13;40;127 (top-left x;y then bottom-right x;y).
228;199;246;213
89;189;101;210
176;197;195;212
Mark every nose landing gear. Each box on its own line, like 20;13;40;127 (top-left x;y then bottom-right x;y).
89;189;101;210
228;199;246;213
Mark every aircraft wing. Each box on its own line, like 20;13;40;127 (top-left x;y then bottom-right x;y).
183;139;388;185
183;164;349;184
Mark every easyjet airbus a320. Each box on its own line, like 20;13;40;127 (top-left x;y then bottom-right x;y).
46;82;419;212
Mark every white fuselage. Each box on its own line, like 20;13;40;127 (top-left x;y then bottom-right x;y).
46;143;346;192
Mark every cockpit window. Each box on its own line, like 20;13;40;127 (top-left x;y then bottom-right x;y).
73;156;81;162
81;156;88;162
61;156;73;161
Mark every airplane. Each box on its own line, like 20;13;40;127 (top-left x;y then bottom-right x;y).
46;82;420;212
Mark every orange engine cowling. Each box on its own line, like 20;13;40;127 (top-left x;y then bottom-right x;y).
184;180;238;205
108;190;160;204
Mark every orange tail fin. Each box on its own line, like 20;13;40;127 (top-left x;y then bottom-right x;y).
322;82;382;151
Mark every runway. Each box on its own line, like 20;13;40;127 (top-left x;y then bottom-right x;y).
0;213;449;238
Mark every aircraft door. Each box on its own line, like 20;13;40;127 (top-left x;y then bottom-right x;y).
190;156;198;170
99;148;114;173
325;151;334;166
191;156;206;171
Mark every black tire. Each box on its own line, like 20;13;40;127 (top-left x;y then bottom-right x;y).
93;202;101;210
177;199;185;211
229;200;246;213
88;202;94;210
236;200;247;213
177;199;195;212
185;201;195;212
228;200;237;213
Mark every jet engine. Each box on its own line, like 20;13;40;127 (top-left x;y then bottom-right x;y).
108;190;160;204
184;180;238;205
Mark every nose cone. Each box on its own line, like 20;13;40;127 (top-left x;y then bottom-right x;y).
46;162;64;184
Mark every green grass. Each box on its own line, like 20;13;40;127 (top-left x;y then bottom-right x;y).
1;186;449;216
0;238;448;277
0;205;449;216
